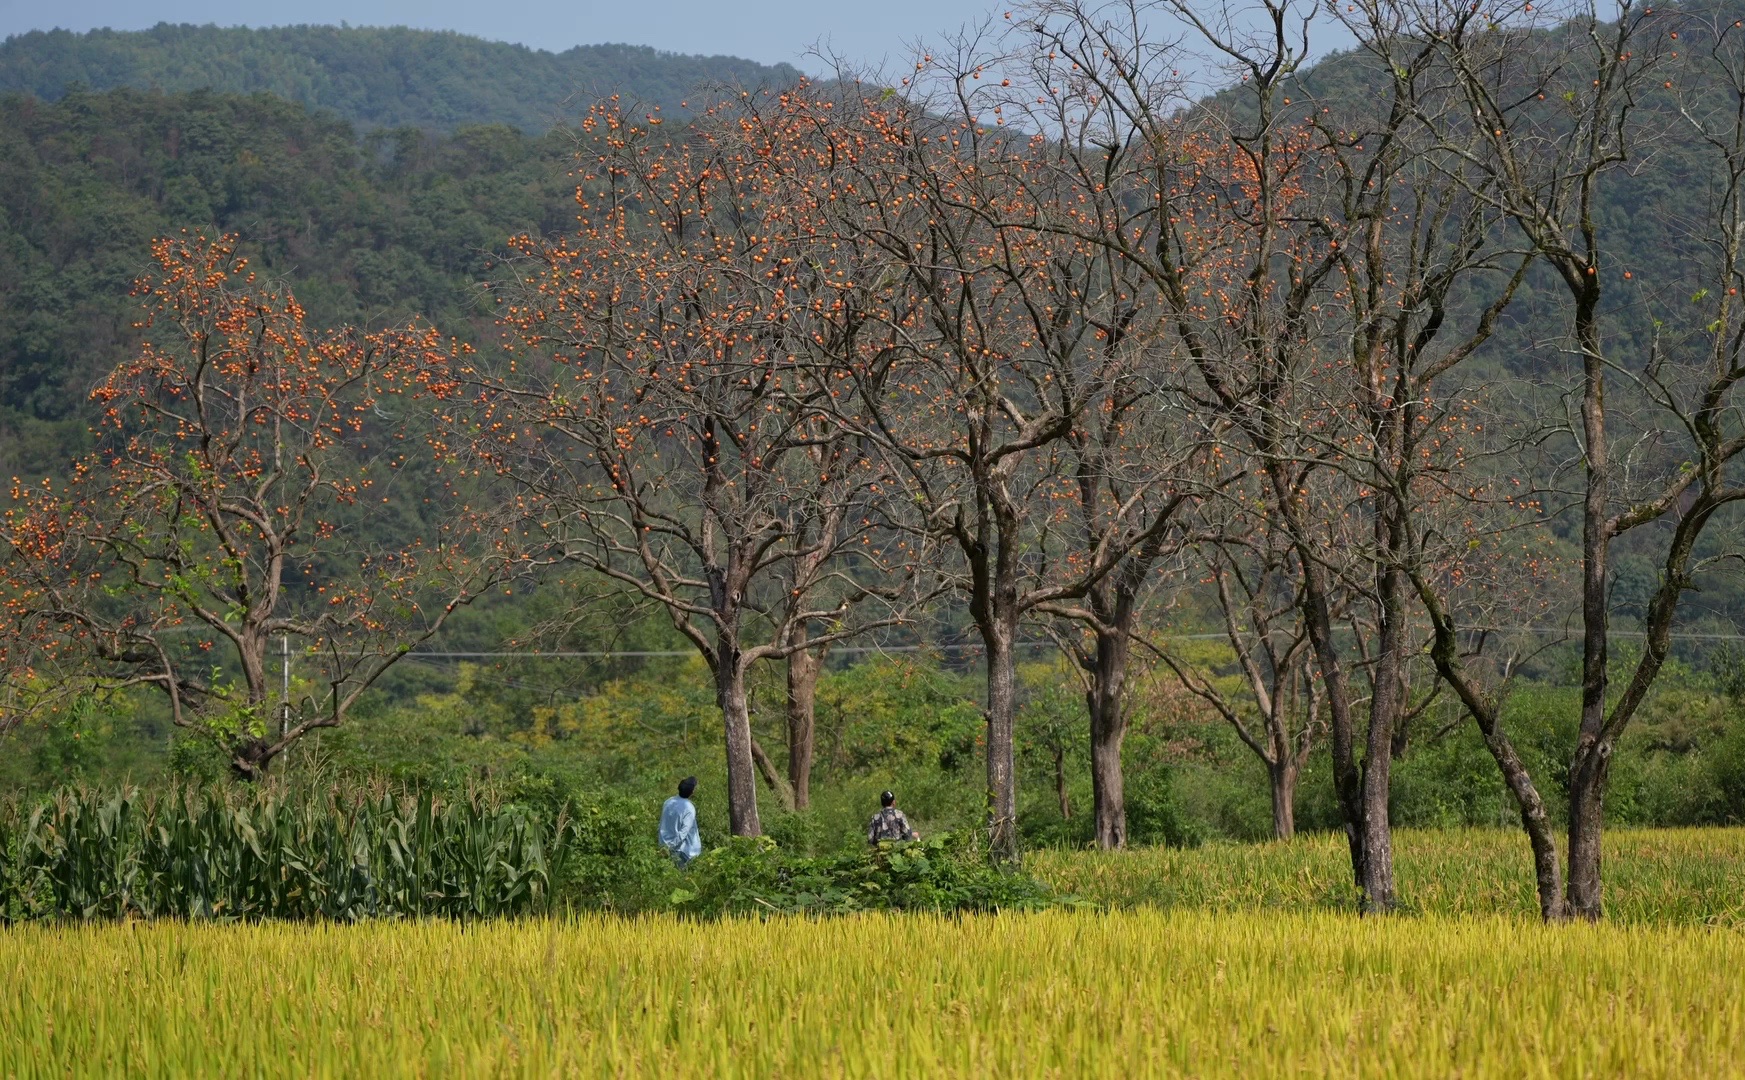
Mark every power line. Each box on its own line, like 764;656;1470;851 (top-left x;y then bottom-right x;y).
402;625;1745;661
405;642;1062;659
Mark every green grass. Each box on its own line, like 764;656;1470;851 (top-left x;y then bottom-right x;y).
1030;827;1745;925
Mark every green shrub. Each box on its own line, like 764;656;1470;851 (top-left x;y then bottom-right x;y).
550;792;679;913
1126;766;1208;848
669;833;1058;917
1697;717;1745;825
166;735;228;785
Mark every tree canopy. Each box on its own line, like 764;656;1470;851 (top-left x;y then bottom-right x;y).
0;24;803;131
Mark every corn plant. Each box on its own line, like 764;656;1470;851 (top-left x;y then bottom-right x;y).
0;785;568;923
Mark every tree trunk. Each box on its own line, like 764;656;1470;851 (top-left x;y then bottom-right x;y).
1268;757;1298;842
1418;581;1568;919
1473;694;1568;920
1489;725;1567;921
1569;276;1610;921
228;738;274;782
1566;747;1609;919
1356;561;1407;913
716;657;762;837
1087;627;1130;850
1298;556;1368;893
1053;746;1071;820
226;633;274;780
1279;489;1366;889
749;735;796;812
1568;507;1706;919
984;617;1020;864
785;646;821;810
1357;751;1395;911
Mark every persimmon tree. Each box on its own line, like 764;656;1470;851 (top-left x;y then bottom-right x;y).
1036;377;1206;851
1405;0;1745;918
471;93;924;836
1001;54;1226;853
1153;511;1332;841
1007;0;1546;909
1004;0;1401;881
794;57;1228;863
0;234;529;778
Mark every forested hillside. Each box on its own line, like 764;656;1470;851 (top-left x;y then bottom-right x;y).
0;24;803;131
0;86;581;477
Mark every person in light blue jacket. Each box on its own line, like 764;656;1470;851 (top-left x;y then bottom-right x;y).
659;776;702;867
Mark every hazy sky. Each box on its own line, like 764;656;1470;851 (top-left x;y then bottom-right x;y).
0;0;1013;71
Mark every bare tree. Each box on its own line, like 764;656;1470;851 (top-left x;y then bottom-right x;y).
1153;520;1328;841
1402;0;1745;917
469;94;924;836
1002;0;1551;910
797;45;1225;862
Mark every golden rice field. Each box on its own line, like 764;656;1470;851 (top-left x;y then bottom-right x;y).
1032;827;1745;925
4;828;1745;1078
4;909;1744;1078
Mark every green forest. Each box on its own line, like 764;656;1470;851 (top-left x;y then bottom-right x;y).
0;85;580;478
0;24;802;130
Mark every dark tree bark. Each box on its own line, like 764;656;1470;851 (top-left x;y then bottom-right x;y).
1268;757;1300;842
785;645;822;810
1356;561;1409;911
1086;625;1132;849
1567;276;1613;919
1411;0;1745;919
1052;744;1072;820
712;614;763;837
1416;584;1566;920
983;612;1021;862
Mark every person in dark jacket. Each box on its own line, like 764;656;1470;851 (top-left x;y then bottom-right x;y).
867;790;919;844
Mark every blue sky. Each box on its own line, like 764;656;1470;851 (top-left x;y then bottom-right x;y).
0;0;1010;71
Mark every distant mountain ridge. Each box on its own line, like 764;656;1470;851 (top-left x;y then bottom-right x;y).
0;23;805;131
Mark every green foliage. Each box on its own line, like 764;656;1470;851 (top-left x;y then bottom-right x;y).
0;25;802;132
0;779;1060;923
0;86;580;480
551;792;681;913
165;735;227;786
1391;725;1522;829
1698;719;1745;824
24;695;108;786
1124;766;1208;848
670;833;1058;917
0;786;564;923
813;656;983;774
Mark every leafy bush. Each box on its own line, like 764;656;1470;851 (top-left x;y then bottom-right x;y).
547;790;680;913
1126;766;1208;848
166;734;228;785
1692;714;1745;825
669;833;1059;917
814;658;983;774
